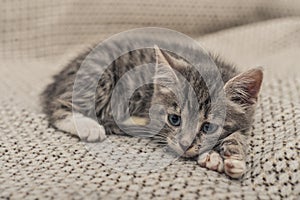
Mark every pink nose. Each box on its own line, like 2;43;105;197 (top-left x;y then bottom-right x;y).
179;140;191;150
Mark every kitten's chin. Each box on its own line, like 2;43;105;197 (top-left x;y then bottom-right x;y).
171;147;199;158
182;146;199;158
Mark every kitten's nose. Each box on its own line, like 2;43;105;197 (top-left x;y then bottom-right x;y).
179;140;191;150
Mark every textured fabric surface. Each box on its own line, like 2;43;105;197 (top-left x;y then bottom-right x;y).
1;0;300;199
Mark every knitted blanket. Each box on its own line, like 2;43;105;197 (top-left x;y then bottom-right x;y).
0;0;299;199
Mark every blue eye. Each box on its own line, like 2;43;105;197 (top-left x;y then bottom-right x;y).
201;122;219;134
168;114;181;126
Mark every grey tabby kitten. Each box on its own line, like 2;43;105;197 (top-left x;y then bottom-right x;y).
42;42;263;179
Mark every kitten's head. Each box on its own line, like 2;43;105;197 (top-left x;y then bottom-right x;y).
151;46;263;157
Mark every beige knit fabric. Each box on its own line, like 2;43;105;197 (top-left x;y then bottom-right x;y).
1;0;300;199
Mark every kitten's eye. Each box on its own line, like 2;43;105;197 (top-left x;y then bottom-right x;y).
168;114;181;126
201;122;219;134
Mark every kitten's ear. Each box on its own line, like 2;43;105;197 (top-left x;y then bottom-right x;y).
224;68;263;106
153;45;181;85
154;45;181;70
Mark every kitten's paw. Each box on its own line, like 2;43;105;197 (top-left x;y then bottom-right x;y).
76;118;107;142
220;139;246;178
198;151;224;173
220;139;244;160
224;158;246;179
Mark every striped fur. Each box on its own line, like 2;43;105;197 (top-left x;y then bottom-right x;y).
41;41;263;178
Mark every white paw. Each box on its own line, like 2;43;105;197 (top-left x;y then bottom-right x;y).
224;159;246;179
198;151;224;173
54;113;107;142
75;117;107;142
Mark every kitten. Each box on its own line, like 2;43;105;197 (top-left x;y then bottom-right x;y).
42;42;263;179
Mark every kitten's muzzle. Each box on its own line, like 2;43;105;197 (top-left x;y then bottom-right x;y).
179;141;200;158
179;140;191;150
182;145;200;158
167;137;199;158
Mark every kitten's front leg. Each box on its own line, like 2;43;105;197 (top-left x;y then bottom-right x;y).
197;131;247;179
53;110;107;142
219;131;247;179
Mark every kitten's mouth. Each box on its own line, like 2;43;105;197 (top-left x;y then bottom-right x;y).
181;146;199;158
167;138;199;158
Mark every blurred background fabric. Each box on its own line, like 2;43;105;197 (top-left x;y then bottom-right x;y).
0;0;299;199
